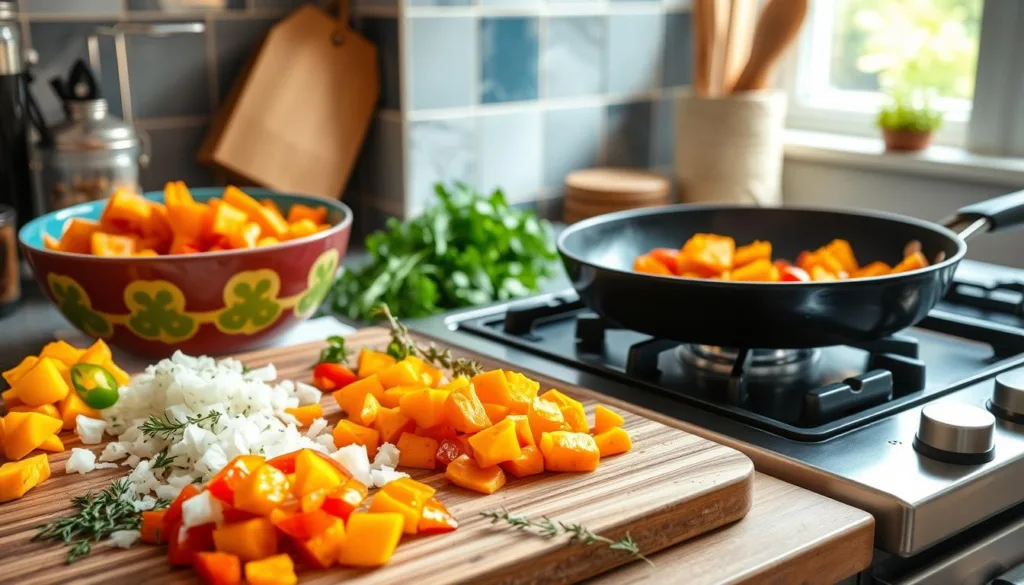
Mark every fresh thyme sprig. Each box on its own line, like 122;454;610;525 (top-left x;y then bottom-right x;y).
372;303;483;378
481;508;654;566
315;335;351;367
139;411;221;441
33;478;165;564
152;450;177;469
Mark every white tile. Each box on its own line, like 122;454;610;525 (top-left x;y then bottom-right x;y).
478;110;542;204
606;14;664;95
409;17;476;110
408;118;478;215
543;105;603;188
543;16;605;99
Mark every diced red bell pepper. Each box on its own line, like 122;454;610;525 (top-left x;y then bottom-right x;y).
320;479;367;521
418;497;458;535
167;521;216;566
780;265;810;282
194;551;242;585
163;484;201;533
271;509;336;540
649;248;681;275
221;504;260;524
300;488;329;513
435;437;469;467
141;509;167;544
312;363;358;392
207;454;265;503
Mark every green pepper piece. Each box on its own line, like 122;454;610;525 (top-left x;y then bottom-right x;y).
70;363;120;410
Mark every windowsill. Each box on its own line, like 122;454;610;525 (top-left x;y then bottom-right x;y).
784;130;1024;187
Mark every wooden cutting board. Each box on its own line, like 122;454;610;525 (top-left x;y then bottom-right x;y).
0;328;753;585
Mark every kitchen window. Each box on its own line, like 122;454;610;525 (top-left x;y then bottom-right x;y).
782;0;1024;156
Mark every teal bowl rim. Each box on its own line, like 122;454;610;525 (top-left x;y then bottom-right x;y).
18;187;354;263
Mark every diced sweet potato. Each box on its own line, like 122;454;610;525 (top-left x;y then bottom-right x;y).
445;454;506;495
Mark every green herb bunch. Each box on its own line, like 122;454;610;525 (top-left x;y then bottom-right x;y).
324;183;558;321
876;89;943;132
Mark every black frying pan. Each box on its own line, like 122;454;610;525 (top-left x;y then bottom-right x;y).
557;190;1024;349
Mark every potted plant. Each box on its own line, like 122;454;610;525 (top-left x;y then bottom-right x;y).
876;91;943;152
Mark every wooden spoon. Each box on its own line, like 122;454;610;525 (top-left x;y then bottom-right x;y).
692;0;712;96
721;0;757;93
731;0;808;93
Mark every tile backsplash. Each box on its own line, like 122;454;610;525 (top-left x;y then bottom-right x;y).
17;0;691;228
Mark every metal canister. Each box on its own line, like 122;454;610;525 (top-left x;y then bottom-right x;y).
41;97;148;211
0;2;35;230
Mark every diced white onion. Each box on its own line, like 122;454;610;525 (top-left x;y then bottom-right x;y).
371;443;400;470
370;465;409;488
65;448;97;474
109;530;141;549
182;490;223;527
75;416;107;444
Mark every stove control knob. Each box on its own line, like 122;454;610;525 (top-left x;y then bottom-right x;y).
989;370;1024;423
913;403;995;465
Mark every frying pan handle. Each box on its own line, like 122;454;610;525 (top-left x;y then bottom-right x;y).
942;189;1024;240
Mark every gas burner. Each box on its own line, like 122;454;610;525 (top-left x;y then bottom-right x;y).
676;345;821;382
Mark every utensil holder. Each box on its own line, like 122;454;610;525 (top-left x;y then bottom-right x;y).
674;89;787;206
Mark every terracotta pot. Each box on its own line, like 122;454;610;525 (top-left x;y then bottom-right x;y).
882;129;934;152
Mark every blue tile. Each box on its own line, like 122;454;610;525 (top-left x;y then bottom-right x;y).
606;14;664;95
409;18;475;110
409;118;477;214
409;0;470;6
653;96;676;167
126;30;211;118
212;18;275;104
359;18;400;110
479;110;542;204
481;0;540;6
138;124;216;190
25;0;122;15
662;12;693;88
481;17;538;104
543;105;602;188
606;100;653;168
128;0;244;9
542;16;604;99
28;22;123;122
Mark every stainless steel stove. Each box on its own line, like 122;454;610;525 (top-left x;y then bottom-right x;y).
410;259;1024;585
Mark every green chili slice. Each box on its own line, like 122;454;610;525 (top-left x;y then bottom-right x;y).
70;363;119;409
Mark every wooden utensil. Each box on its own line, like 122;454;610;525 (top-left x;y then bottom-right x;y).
0;328;754;585
692;0;712;96
722;0;757;93
708;0;729;96
731;0;808;93
564;168;670;222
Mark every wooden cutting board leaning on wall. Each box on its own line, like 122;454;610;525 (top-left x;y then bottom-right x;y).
199;3;378;200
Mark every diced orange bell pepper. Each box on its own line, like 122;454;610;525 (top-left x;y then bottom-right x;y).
271;508;336;540
2;355;38;386
373;406;417;444
594;427;633;457
166;192;209;241
233;463;290;516
332;420;380;459
293;515;346;569
809;265;838;281
527;396;567;444
168;522;216;566
892;251;929;274
337;512;404;567
483;402;509;424
649;248;682;274
1;388;20;408
194;551;242;585
38;340;84;366
286;203;328;225
500;444;546;478
418;497;458;534
852;261;891;278
13;356;70;406
287;218;319;240
468;418;522;468
398;388;449;429
0;454;50;502
169;234;203;255
357;349;396;378
634;254;673;276
223;186;290;240
436;437;470;467
77;338;112;365
380;477;436;508
256;236;278;247
444;385;491;433
244;553;296;585
593;405;625;434
404;355;445;387
730;258;776;282
503;371;541;414
36;434;64;452
212;518;277;562
539;389;589;433
56;389;100;431
377;359;421;389
823;239;859;273
445;454;506;495
90;232;137;257
440;377;471;391
260;198;281;215
321;478;368;521
505;415;535;447
3;411;62;460
678;234;735;276
205;199;248;243
141;509;167;544
416;423;457;441
396;432;438;469
285;403;322;428
42;233;61;250
540;431;601;472
164;484;202;533
226;221;261;249
382;385;421;408
332;374;385;418
99;188;151;232
733;240;772;268
141;201;174;253
300;488;329;513
312;362;357;392
353;393;380;427
59;218;101;254
207;455;265;503
368;489;421;535
294;448;348;496
800;249;846;277
9;403;61;420
470;370;510;406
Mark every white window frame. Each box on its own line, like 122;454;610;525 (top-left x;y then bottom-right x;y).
782;0;1024;155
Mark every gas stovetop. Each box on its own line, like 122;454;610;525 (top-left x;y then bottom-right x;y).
410;260;1024;561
